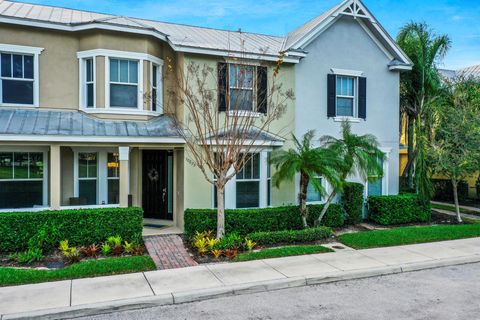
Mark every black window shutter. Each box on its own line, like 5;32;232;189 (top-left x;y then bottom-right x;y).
327;74;336;118
218;62;228;111
257;66;268;114
358;77;367;119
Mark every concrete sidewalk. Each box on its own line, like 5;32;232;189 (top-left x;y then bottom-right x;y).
1;238;480;320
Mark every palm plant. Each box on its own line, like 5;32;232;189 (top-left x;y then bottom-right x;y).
314;122;384;226
396;22;451;192
270;130;343;228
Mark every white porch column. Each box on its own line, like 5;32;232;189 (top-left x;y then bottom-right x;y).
119;146;130;208
50;144;61;210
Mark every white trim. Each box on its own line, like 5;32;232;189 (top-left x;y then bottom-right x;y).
331;68;364;77
80;107;161;117
118;146;130;161
79;56;96;109
0;134;185;144
0;44;43;108
227;110;262;118
77;49;164;66
60;204;119;210
150;61;163;113
0;206;50;213
333;116;361;123
204;138;284;147
389;65;412;71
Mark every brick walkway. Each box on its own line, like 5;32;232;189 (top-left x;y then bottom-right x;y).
144;235;198;270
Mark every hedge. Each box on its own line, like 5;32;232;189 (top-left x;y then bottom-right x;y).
367;194;431;225
0;207;144;253
432;179;469;202
246;227;333;245
342;182;364;225
184;204;346;238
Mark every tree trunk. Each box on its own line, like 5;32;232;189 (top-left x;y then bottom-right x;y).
452;179;462;223
406;114;415;189
299;173;309;228
314;191;336;227
216;183;226;239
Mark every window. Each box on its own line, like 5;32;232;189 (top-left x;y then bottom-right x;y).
236;153;260;208
229;64;255;111
107;152;119;205
83;58;95;108
78;152;98;205
109;58;138;108
367;156;384;196
336;76;355;117
1;53;34;105
0;152;44;209
307;176;323;202
151;64;161;112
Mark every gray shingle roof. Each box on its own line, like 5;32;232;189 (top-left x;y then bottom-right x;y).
0;108;180;139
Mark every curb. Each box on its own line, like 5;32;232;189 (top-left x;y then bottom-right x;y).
2;255;480;320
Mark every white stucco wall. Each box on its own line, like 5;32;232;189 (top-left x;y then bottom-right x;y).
295;16;400;196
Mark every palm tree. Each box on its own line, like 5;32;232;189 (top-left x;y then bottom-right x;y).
314;122;384;226
270;130;343;228
396;22;451;192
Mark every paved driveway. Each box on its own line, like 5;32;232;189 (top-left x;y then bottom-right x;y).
76;262;480;320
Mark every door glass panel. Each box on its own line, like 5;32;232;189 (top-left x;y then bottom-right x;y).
79;180;97;205
108;179;119;204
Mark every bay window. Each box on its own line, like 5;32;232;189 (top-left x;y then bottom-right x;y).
0;152;46;209
80;57;95;108
109;58;139;108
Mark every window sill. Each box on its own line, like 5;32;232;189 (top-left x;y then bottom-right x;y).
0;104;38;108
81;108;162;117
333;116;361;123
227;110;262;118
0;206;49;213
60;204;120;210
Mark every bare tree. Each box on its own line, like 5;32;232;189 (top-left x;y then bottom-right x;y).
163;49;294;238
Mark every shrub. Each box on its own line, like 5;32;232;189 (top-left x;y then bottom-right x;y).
184;204;345;237
342;182;365;225
246;227;333;245
432;179;469;202
368;194;431;225
0;207;143;253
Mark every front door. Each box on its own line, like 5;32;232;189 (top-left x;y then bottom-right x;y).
142;150;170;220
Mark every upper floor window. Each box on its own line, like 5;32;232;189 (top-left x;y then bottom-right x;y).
336;76;355;117
327;70;366;120
151;63;161;112
1;53;34;105
109;58;139;109
229;64;255;111
80;57;95;109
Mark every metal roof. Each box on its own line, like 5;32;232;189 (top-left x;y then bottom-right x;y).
0;108;180;139
439;65;480;80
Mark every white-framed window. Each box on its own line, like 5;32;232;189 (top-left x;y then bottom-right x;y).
78;152;98;205
229;64;255;112
80;57;95;108
366;150;390;197
336;75;356;117
151;63;163;112
0;44;43;107
306;176;323;203
0;150;48;209
236;153;261;208
107;152;120;205
109;58;139;109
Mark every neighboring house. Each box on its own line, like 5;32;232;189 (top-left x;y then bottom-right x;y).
0;0;407;230
291;0;411;201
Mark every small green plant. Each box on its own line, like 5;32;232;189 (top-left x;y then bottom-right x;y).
28;223;61;252
11;248;44;264
215;233;242;250
59;240;70;253
63;247;81;264
101;243;112;256
211;249;223;258
107;235;122;248
244;239;257;251
132;244;145;256
123;241;134;254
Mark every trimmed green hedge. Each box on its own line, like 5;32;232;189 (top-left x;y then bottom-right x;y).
246;227;333;245
368;194;431;225
0;207;144;253
184;204;345;237
342;182;365;225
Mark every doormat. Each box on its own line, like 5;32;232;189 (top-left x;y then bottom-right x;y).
143;224;165;229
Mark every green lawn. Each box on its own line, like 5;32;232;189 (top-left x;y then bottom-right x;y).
338;224;480;249
431;203;478;215
0;256;156;287
235;245;333;262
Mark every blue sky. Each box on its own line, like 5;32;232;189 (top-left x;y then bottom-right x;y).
21;0;480;69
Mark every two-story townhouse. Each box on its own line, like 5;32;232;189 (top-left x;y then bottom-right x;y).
0;0;410;230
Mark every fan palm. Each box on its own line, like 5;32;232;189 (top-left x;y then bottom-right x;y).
396;22;451;192
270;130;343;228
314;121;384;226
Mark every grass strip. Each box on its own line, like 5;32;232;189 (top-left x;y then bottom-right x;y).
235;245;333;262
431;203;479;215
0;256;156;287
338;224;480;249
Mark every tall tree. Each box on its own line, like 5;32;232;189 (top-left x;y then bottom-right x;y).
270;131;343;228
165;53;293;239
314;122;384;226
431;78;480;222
396;22;451;191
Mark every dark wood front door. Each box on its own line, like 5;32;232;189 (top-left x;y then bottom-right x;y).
142;150;169;219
